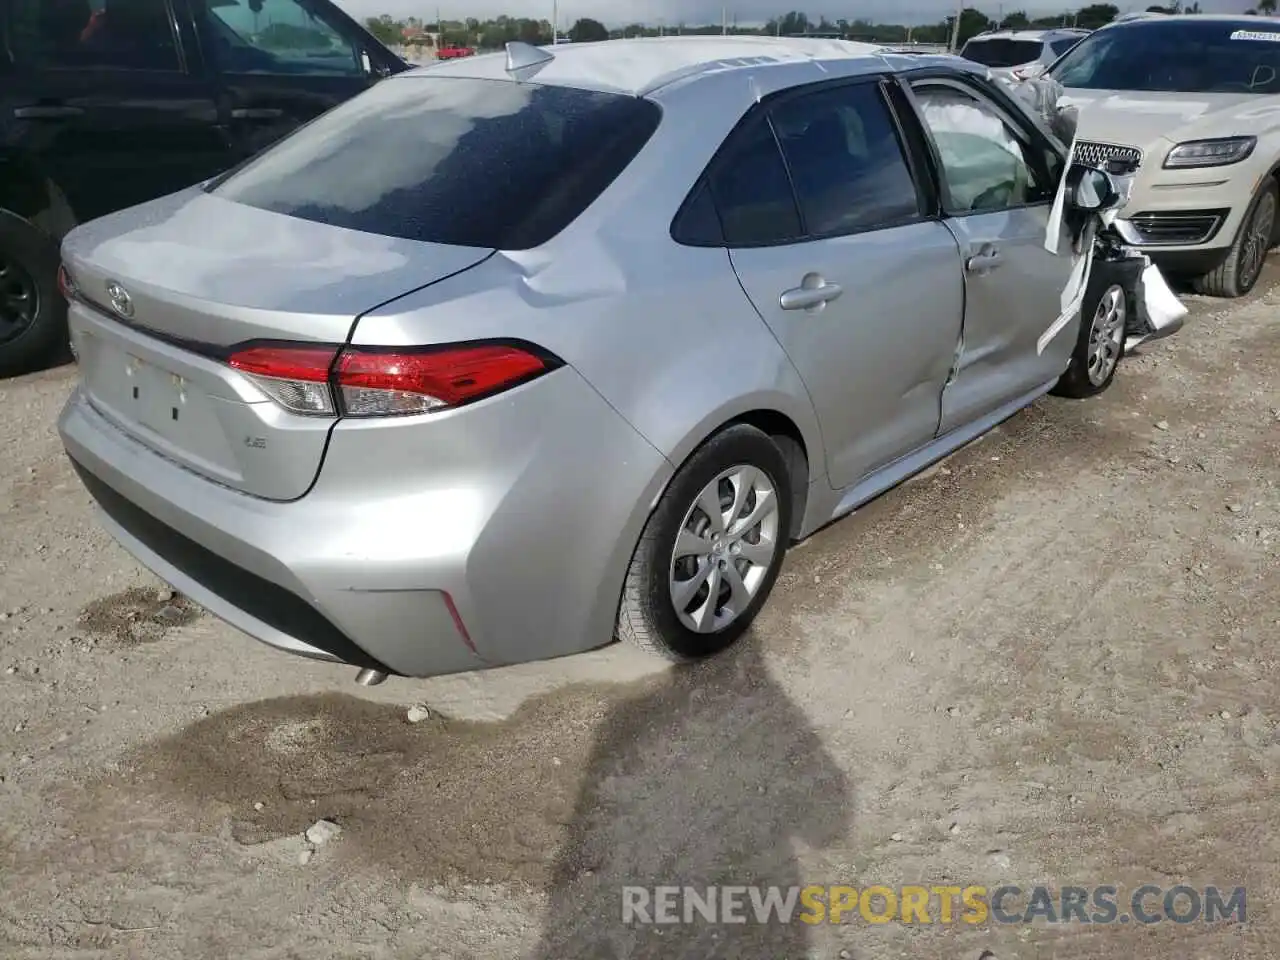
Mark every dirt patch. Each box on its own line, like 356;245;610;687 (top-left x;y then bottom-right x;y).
68;687;600;887
5;638;848;959
31;638;845;921
77;587;200;644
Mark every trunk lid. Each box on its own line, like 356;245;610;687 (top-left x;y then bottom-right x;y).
62;189;492;501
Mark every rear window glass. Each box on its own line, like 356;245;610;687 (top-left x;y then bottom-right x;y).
209;76;662;249
960;38;1045;67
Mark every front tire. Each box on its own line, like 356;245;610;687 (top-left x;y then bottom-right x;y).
1192;176;1277;298
1051;278;1127;400
616;424;793;662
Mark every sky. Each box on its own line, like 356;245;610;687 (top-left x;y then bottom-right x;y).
337;0;1251;28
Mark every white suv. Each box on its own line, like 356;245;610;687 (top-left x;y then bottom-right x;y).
959;28;1090;79
1049;14;1280;297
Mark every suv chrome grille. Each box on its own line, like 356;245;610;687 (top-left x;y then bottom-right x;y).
1075;140;1144;169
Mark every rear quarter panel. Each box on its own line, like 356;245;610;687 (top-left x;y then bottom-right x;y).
366;243;825;480
343;66;840;646
351;63;835;481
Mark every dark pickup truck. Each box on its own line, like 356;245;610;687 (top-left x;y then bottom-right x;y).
0;0;408;374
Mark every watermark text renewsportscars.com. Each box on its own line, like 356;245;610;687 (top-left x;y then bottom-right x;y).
621;884;1247;926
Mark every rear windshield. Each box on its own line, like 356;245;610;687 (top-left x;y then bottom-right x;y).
1050;20;1280;93
960;38;1045;67
209;76;662;249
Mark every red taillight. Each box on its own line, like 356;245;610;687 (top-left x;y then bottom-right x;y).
228;344;337;382
226;341;557;418
335;344;550;416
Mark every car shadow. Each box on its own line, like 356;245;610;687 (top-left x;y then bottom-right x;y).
525;636;852;959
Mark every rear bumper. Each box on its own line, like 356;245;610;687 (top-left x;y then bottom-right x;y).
58;371;673;678
69;459;402;671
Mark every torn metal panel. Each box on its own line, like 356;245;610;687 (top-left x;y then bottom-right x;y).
990;67;1184;357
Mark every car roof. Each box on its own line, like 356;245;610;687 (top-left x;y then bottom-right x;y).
412;35;915;97
1104;12;1280;25
965;28;1087;42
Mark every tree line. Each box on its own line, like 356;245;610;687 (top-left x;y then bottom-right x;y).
363;1;1261;52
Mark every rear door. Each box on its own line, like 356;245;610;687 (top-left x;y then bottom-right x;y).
903;74;1074;433
1;0;231;225
185;0;398;161
719;78;966;490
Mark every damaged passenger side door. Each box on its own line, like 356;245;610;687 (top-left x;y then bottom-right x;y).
904;76;1075;433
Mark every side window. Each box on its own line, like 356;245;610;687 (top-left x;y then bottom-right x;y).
8;0;182;71
770;82;922;236
912;84;1051;213
707;116;804;246
1049;37;1080;57
196;0;363;76
671;181;724;246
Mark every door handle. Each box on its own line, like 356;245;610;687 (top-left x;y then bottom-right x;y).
779;279;843;311
14;105;84;120
230;107;285;120
965;247;1003;274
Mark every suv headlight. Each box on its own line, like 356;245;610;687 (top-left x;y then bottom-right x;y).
1163;136;1257;169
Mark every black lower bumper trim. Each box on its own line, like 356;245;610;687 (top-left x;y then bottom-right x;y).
70;458;394;674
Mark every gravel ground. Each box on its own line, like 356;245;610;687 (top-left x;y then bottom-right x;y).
0;273;1277;960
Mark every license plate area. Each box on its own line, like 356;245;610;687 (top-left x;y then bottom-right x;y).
77;327;243;483
79;330;198;444
68;298;336;499
125;352;189;437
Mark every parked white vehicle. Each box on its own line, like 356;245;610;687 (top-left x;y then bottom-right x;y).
1048;14;1280;297
959;28;1090;80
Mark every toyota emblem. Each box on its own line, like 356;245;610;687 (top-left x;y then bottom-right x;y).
105;280;134;319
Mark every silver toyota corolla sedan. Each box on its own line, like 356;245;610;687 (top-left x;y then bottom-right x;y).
59;36;1147;682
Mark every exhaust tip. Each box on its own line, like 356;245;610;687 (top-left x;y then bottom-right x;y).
354;668;388;687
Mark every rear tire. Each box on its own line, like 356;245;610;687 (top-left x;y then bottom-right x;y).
0;214;66;377
1192;176;1277;299
1051;278;1127;400
616;424;793;662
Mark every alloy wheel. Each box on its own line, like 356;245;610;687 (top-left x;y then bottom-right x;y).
668;465;782;634
1086;285;1126;387
1239;190;1276;293
0;255;39;346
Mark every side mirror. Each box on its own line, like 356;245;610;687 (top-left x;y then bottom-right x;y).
1065;162;1121;212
